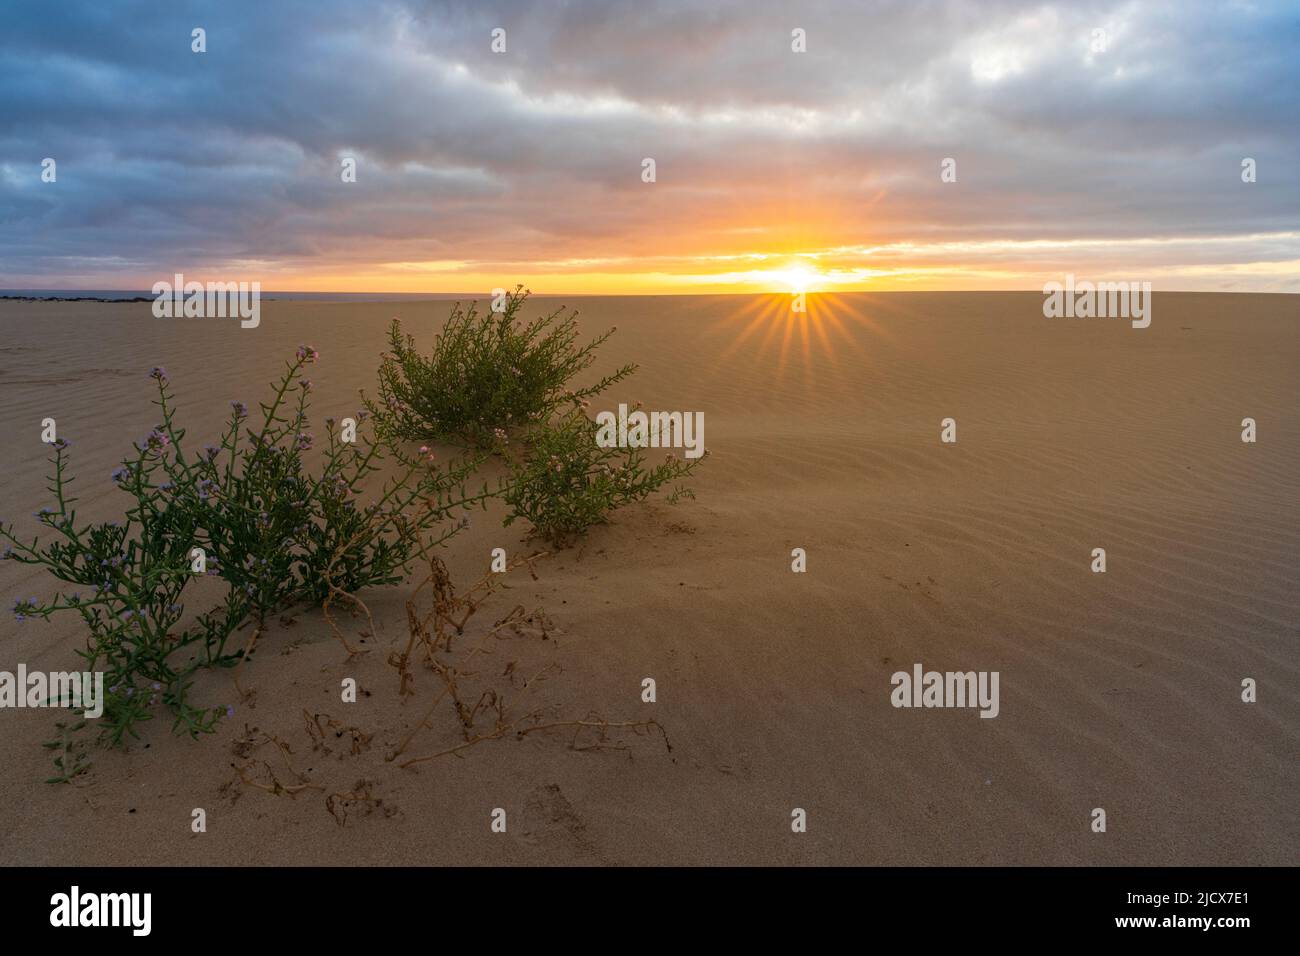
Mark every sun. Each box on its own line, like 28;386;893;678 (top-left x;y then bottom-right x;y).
689;258;840;295
767;262;824;294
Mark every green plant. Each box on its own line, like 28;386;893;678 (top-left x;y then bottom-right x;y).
4;432;228;751
1;349;496;776
502;408;705;546
367;286;636;447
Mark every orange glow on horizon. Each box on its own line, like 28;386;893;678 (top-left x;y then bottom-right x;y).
125;239;1300;296
237;255;872;296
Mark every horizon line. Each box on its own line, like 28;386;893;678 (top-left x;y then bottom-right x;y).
2;288;1296;299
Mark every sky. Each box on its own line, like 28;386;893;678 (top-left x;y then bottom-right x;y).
1;0;1298;294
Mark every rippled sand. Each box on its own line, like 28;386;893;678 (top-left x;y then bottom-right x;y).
0;292;1295;865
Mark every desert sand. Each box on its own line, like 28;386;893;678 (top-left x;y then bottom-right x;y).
0;292;1295;866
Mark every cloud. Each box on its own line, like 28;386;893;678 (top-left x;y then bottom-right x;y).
1;0;1297;290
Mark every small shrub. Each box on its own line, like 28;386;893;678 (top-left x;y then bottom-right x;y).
367;286;636;447
5;434;220;753
502;409;705;546
1;348;496;776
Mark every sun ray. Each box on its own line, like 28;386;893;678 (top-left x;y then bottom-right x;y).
706;287;909;391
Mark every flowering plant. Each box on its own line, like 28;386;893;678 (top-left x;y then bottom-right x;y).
2;348;494;777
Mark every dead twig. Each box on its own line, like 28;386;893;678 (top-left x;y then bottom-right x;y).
398;714;668;768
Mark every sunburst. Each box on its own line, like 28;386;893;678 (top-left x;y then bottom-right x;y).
706;289;901;386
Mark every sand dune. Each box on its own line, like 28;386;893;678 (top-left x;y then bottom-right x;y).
0;292;1295;865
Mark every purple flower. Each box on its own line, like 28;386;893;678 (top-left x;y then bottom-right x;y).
231;401;248;418
149;366;169;384
197;478;218;500
294;432;313;451
144;429;170;452
225;704;235;717
296;344;319;364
